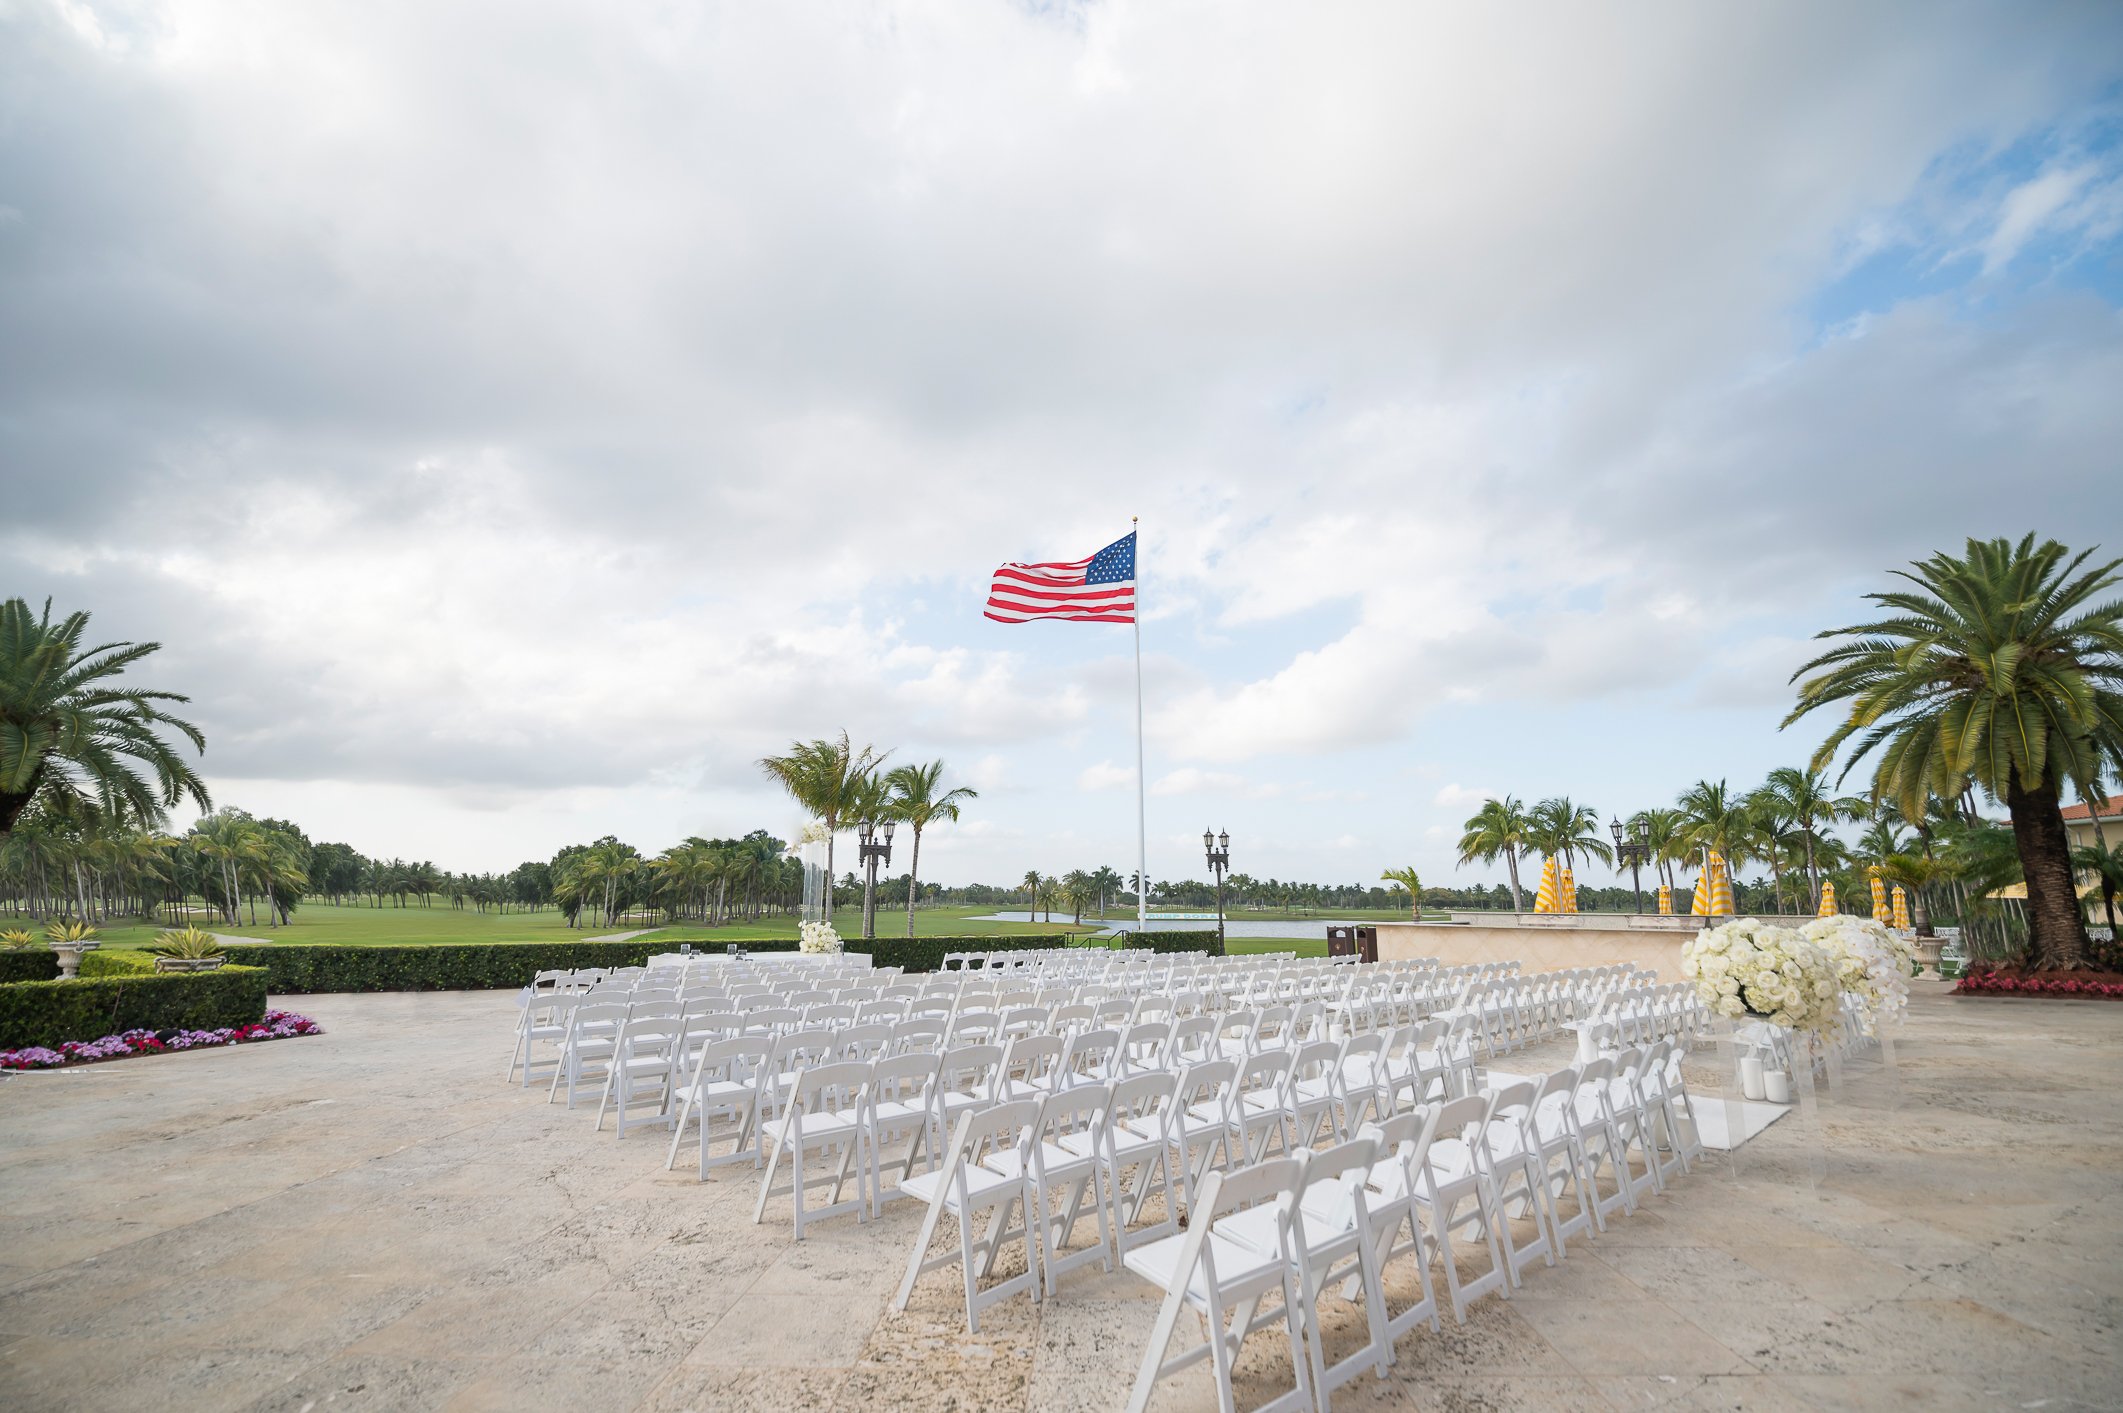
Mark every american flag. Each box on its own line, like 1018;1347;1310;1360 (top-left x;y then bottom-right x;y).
984;531;1137;624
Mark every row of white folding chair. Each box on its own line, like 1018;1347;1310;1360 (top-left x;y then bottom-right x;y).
1126;1043;1704;1412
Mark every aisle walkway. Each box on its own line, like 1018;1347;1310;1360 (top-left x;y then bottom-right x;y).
1;986;2116;1412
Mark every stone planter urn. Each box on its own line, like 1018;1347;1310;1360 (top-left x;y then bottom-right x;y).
152;956;225;974
1911;937;1944;980
51;941;100;979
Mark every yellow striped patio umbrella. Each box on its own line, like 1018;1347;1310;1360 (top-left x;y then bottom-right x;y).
1868;865;1891;924
1816;879;1838;917
1532;857;1561;912
1561;866;1579;913
1891;884;1911;931
1657;883;1673;914
1691;850;1735;916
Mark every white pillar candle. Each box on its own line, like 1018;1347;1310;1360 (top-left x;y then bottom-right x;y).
1764;1069;1792;1104
1740;1055;1766;1101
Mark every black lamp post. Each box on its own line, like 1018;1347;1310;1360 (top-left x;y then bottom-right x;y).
857;819;895;940
1203;828;1230;953
1612;816;1652;915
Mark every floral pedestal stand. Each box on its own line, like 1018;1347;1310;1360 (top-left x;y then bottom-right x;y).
1713;1017;1825;1188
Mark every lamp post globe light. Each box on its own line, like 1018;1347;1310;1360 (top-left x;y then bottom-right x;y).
1203;828;1231;954
1611;815;1652;915
858;818;895;940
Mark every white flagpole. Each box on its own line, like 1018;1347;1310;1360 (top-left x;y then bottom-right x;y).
1133;515;1148;930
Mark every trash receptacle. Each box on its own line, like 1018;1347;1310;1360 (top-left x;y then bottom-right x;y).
1326;926;1356;958
1353;926;1378;964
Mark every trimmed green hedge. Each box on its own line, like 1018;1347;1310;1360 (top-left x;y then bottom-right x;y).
0;951;60;984
219;938;797;993
860;934;1081;974
1124;930;1225;957
0;965;269;1050
81;949;158;978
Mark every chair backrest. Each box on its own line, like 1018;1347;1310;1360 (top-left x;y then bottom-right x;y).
1120;1021;1171;1070
1033;1083;1112;1156
790;1060;871;1119
1001;1007;1051;1039
1062;1027;1122;1082
694;1034;772;1085
1110;1070;1180;1131
951;1010;1002;1044
1169;1016;1217;1065
872;1050;941;1104
1237;1049;1292;1099
836;1022;895;1062
570;1002;629;1038
1004;1033;1065;1085
891;1018;948;1055
1290;1039;1339;1086
742;1007;801;1034
1177;1058;1239;1118
805;1003;857;1029
769;1027;837;1076
938;1043;1007;1104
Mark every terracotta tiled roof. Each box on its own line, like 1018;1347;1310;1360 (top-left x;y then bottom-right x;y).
2061;793;2123;822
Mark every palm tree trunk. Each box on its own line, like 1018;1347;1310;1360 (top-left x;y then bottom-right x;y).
905;827;922;939
1505;848;1524;913
2005;770;2088;970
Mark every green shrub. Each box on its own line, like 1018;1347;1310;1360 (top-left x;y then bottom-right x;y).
1124;930;1224;957
857;934;1081;974
0;950;59;984
0;966;269;1050
218;937;801;993
81;950;158;978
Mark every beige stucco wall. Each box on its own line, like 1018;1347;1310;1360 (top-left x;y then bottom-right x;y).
1375;920;1691;982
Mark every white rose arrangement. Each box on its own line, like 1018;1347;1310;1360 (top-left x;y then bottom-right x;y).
1681;917;1844;1034
1800;915;1912;1028
799;919;843;955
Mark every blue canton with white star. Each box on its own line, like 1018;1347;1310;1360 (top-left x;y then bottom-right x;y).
1086;532;1136;584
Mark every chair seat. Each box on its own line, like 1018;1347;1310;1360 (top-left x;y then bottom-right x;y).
901;1160;1022;1210
1123;1229;1287;1306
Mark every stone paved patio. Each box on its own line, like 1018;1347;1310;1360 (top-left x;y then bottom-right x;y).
1;983;2117;1412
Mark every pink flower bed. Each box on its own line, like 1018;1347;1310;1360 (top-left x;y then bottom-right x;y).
0;1011;322;1070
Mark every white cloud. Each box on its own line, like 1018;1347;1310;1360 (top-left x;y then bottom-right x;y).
2;1;2117;882
1077;761;1136;792
1151;768;1281;799
1432;783;1500;810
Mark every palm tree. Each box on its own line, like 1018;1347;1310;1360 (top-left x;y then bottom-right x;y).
884;760;978;939
1089;865;1124;919
1631;808;1686;896
758;732;887;928
1880;851;1952;938
1530;797;1614;879
1676;780;1751;870
1457;796;1530;912
1755;766;1867;912
1379;866;1423;920
2070;839;2122;936
1789;536;2123;970
0;598;211;837
1857;812;1909;863
1061;869;1094;925
1021;870;1044;915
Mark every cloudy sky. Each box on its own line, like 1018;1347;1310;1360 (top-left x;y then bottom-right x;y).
4;1;2120;889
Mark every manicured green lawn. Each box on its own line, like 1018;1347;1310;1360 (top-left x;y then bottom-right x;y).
66;902;1101;950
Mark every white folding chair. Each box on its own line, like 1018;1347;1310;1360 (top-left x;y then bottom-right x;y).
892;1100;1043;1333
754;1060;872;1239
1122;1156;1315;1413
